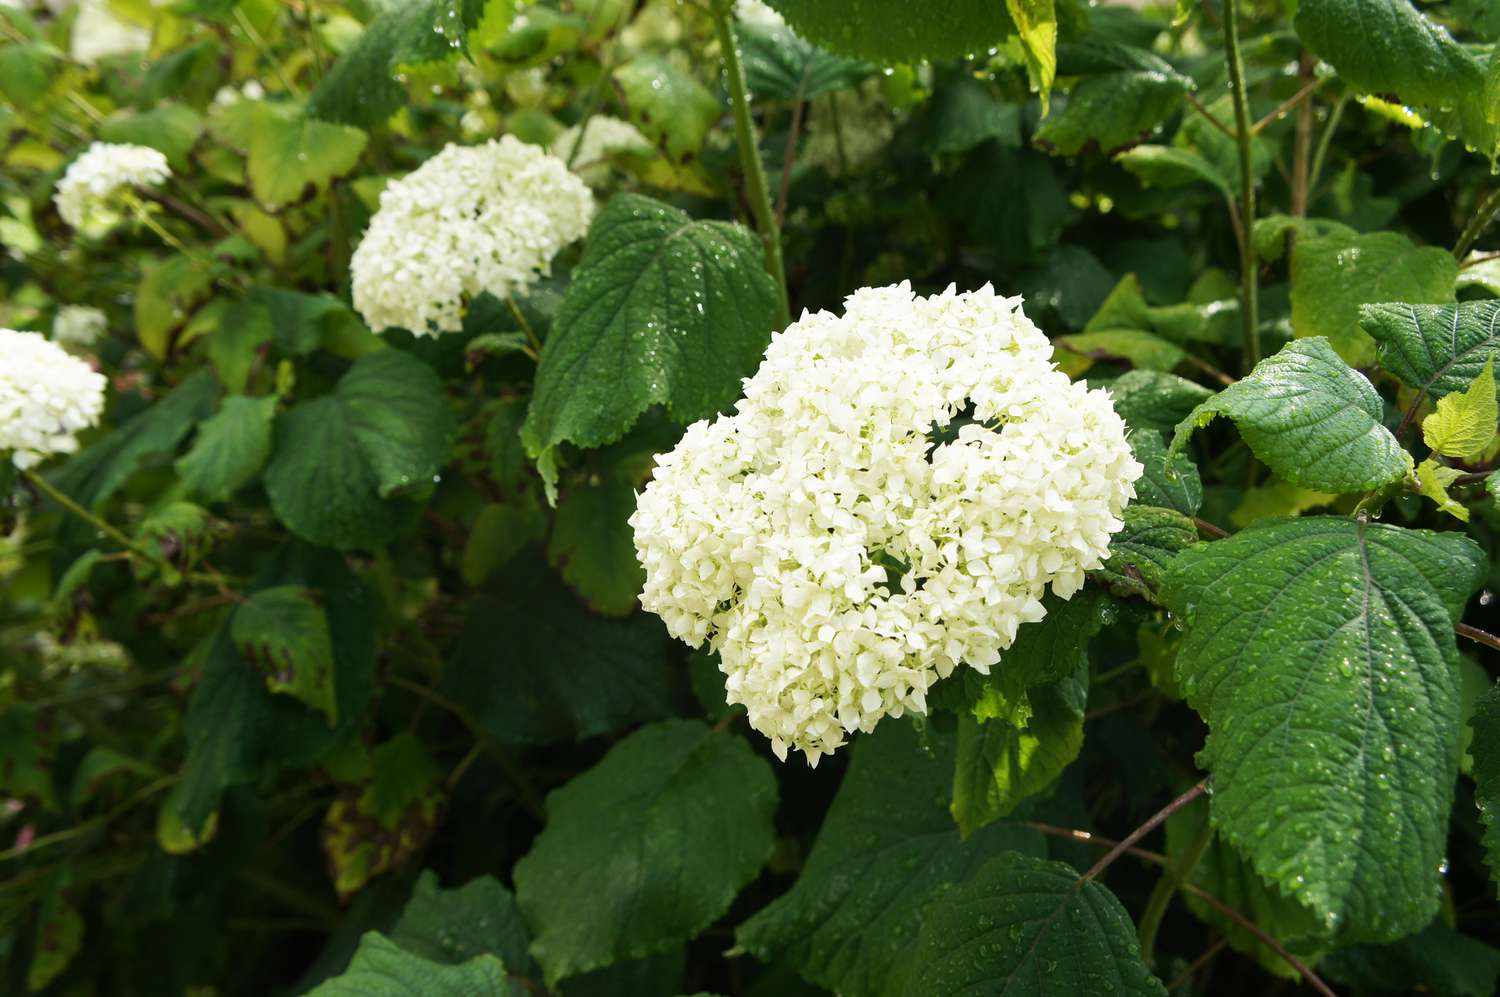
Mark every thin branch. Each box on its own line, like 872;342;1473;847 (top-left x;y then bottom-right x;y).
1082;780;1207;882
1458;623;1500;654
1459;251;1500;271
1307;92;1348;197
1167;938;1227;991
1223;0;1260;371
1251;76;1321;135
775;89;808;228
1180;352;1236;387
1193;517;1231;539
1185;93;1236;141
1454;187;1500;261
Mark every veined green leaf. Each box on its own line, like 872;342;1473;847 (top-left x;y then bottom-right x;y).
1422;356;1497;459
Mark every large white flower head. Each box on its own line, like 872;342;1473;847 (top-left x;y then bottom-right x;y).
53;142;171;236
0;328;107;469
631;283;1142;764
52;305;107;349
350;137;594;335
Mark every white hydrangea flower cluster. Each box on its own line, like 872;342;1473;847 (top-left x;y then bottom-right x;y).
52;305;107;349
350;137;594;335
549;116;653;186
53;142;171;236
631;283;1142;764
735;0;785;28
0;328;107;469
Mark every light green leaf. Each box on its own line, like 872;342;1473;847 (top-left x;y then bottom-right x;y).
952;668;1086;836
1170;337;1412;494
210;101;368;210
900;852;1166;996
1007;0;1056;110
232;586;338;725
765;0;1015;63
1294;0;1484;111
98;102;204;170
264;350;456;550
390;871;534;973
307;933;516;997
1229;480;1334;529
1360;300;1500;402
442;561;677;746
547;477;644;617
1129;432;1202;515
175;395;277;504
323;733;445;896
514;720;777;986
1056;328;1185;373
1471;680;1500;884
522;194;775;465
1034;44;1192;156
1116;144;1233;199
613;57;722;163
1096;505;1198;600
1291;227;1457;366
135;256;215;360
27;870;83;992
1422;356;1497;459
736;20;870;103
1163;517;1486;941
0;43;56;105
737;719;1045;997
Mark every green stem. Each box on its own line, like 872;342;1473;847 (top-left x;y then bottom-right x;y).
1138;807;1213;964
21;467;160;566
1453;187;1500;261
709;0;792;329
1306;92;1346;198
1224;0;1259;372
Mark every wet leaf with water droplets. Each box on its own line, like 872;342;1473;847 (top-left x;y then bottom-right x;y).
765;0;1014;63
306;932;519;996
1469;680;1500;885
1360;300;1500;404
1163;517;1486;942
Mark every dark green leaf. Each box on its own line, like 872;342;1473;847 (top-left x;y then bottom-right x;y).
389;871;534;973
900;852;1166;996
737;719;1046;997
923;77;1021;153
1096;505;1197;600
1170;337;1412;495
1359;300;1500;402
264;350;456;550
1471;680;1500;883
1322;918;1500;997
737;21;871;103
1163;517;1486;941
306;933;517;996
523;195;776;467
765;0;1015;63
175;395;276;504
231;586;338;725
547;477;644;617
98;102;204;170
1034;45;1192;156
1129;432;1202;515
514;720;777;986
1099;369;1214;438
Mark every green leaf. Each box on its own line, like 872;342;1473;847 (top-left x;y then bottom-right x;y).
307;0;517;127
1471;680;1500;884
1116;145;1233;199
0;704;56;807
52;369;218;511
764;0;1015;63
1423;356;1498;459
547;477;644;617
264;350;456;550
1096;505;1198;600
1166;796;1332;975
27;870;84;992
1162;517;1486;941
210;101;368;210
1006;0;1057;110
389;871;534;973
737;719;1045;997
1056;329;1185;373
514;719;777;986
900;852;1166;996
1322;918;1500;997
98;102;204;170
923;77;1021;153
952;668;1086;836
1129;432;1202;515
136;501;217;573
1230;480;1335;528
135;255;215;360
1170;337;1412;494
613;57;722;163
231;586;339;725
323;734;446;896
461;501;542;585
0;43;56;105
1102;369;1214;437
1361;300;1500;403
1294;0;1484;112
1034;45;1192;156
254;286;368;356
736;21;870;102
522;194;775;466
441;559;677;746
307;933;516;997
1291;227;1457;366
175;395;277;504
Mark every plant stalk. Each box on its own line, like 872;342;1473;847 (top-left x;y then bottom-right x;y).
1137;806;1213;963
709;0;792;330
22;467;160;566
1223;0;1260;371
1453;187;1500;261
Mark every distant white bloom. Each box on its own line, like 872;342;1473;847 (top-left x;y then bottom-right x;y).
803;81;894;174
0;328;107;468
350;137;594;335
735;0;785;28
212;80;267;106
549;116;653;186
459;109;489;137
631;283;1141;765
71;0;151;64
53;142;171;236
52;305;107;349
